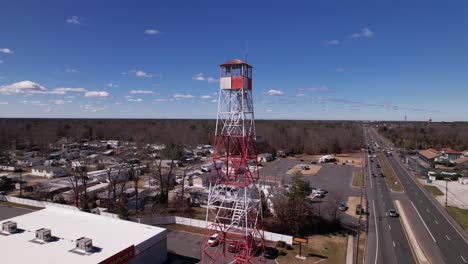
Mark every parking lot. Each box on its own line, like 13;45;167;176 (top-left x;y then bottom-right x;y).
0;203;34;221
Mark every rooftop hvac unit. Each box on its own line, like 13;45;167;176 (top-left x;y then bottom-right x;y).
76;237;93;252
2;221;17;233
35;228;52;242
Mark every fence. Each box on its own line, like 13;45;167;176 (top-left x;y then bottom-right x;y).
1;195;293;244
138;215;293;244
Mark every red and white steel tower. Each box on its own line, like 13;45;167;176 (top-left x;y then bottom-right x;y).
202;59;265;264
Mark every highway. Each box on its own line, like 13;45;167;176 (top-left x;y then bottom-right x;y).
369;127;468;264
364;130;415;264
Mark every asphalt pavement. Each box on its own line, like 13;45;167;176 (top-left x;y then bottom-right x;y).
371;127;468;264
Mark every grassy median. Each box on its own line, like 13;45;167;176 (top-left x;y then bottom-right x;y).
424;185;444;196
446;207;468;231
377;152;403;192
352;170;365;188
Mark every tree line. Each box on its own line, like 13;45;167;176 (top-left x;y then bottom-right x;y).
377;122;468;150
0;118;364;154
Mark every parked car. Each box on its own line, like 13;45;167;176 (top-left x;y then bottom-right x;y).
228;241;240;253
263;247;279;259
338;203;347;211
207;233;220;246
313;188;326;195
372;173;376;177
389;209;398;217
376;164;381;168
380;173;384;177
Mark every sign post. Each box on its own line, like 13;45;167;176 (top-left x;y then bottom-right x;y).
293;236;308;259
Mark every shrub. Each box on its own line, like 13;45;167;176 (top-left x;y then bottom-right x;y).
286;244;294;250
279;250;287;256
276;240;286;248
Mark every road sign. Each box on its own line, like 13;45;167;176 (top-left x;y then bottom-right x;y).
293;236;308;244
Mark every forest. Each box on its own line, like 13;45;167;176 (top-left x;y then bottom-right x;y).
0;119;364;154
377;122;468;150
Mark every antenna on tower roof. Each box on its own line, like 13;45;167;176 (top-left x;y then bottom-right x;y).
245;40;249;63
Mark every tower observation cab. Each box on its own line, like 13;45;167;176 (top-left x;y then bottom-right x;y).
220;59;253;90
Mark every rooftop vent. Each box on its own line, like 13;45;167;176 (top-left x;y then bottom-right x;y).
76;237;93;252
35;228;52;242
2;221;17;234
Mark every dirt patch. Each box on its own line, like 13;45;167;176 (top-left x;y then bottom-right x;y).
286;164;322;176
345;196;363;218
296;153;363;167
277;234;347;264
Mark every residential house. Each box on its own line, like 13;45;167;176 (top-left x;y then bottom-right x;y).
440;148;463;162
418;149;442;167
31;166;68;178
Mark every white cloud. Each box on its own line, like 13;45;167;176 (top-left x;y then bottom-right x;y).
211;99;218;103
66;16;80;24
128;98;143;102
192;73;205;81
0;48;13;54
80;104;107;112
107;83;119;87
336;68;345;73
52;87;86;94
130;90;154;94
144;29;160;35
298;86;332;92
0;102;8;105
173;94;194;99
50;99;67;105
266;89;284;96
200;95;212;99
207;77;219;83
65;69;79;73
19;100;44;105
85;91;109;97
0;81;47;95
154;98;174;102
266;109;273;112
135;70;156;78
296;94;305;97
325;40;340;45
349;28;374;39
193;73;219;83
0;60;3;63
43;108;53;113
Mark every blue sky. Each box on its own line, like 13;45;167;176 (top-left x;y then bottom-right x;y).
0;0;467;121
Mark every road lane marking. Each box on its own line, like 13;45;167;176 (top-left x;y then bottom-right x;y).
446;235;451;241
393;241;396;248
411;201;436;242
426;208;430;213
394;156;468;245
373;200;379;264
435;220;438;224
461;255;467;263
388;224;391;230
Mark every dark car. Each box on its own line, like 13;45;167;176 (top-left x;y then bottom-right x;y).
376;164;381;168
380;173;384;177
263;247;278;259
338;203;347;211
389;209;398;217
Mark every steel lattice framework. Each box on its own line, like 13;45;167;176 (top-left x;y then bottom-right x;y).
201;59;266;264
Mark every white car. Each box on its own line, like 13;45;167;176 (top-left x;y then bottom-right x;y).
207;233;220;246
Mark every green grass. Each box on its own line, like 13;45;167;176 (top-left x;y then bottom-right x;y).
352;170;365;188
424;185;444;196
446;206;468;231
377;152;403;192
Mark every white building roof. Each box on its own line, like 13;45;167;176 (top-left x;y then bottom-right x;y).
0;207;165;264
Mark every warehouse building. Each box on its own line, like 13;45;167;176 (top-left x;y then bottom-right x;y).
0;207;167;264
